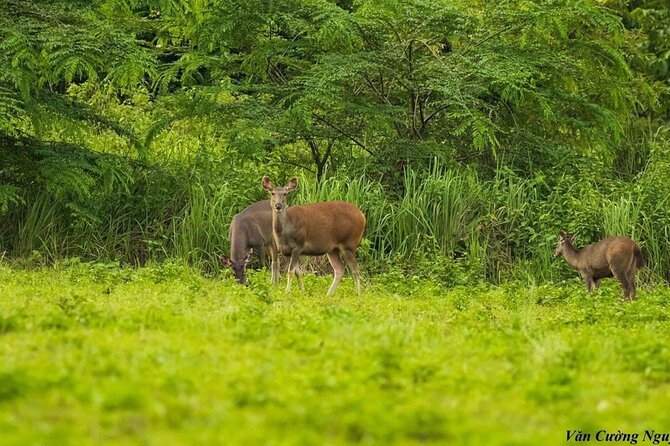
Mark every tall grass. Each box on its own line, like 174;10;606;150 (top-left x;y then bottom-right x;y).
3;154;670;285
601;196;641;240
382;166;482;259
14;194;61;259
171;183;238;268
635;194;670;283
483;172;543;283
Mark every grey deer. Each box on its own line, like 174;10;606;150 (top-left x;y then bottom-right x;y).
262;176;366;296
219;200;279;286
554;231;645;300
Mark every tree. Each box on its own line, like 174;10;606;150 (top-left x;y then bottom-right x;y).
0;0;159;215
129;0;653;179
624;0;670;126
0;0;157;139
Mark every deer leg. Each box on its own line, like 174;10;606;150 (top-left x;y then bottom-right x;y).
326;250;345;296
621;279;632;300
582;274;595;292
342;249;362;295
295;268;304;291
269;244;279;285
611;262;638;300
286;249;302;294
612;269;631;300
627;270;637;301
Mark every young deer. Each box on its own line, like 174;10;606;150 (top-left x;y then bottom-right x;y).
554;230;645;300
262;176;366;296
219;200;279;286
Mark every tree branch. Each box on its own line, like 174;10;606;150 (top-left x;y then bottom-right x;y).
279;158;315;173
422;104;450;128
311;113;374;157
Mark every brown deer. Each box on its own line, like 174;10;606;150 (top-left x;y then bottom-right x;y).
554;230;645;300
219;200;279;286
262;176;366;296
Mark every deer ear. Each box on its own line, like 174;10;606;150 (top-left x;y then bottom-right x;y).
219;254;232;267
559;230;566;238
262;176;274;192
570;234;578;244
244;249;254;264
286;177;298;192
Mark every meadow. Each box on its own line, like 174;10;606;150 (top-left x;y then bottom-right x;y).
1;261;669;446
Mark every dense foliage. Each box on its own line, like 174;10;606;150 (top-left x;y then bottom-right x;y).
1;0;669;283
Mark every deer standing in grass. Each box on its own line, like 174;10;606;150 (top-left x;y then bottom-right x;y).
554;231;645;300
262;176;366;296
219;200;279;286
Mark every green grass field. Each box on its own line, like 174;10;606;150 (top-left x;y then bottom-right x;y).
1;262;669;445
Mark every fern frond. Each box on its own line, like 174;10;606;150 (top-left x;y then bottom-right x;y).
0;184;25;214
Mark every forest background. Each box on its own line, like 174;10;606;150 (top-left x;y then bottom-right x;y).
1;0;669;286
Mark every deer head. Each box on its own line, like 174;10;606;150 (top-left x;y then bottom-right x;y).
219;249;254;285
554;230;578;257
262;176;298;213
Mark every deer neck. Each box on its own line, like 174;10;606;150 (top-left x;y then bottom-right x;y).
271;207;292;241
229;227;247;263
561;244;582;268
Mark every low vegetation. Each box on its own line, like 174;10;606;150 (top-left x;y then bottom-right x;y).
1;262;669;445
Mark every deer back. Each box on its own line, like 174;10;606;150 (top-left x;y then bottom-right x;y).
578;236;640;273
229;200;273;261
279;201;365;255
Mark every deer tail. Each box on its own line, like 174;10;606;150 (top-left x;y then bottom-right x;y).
634;246;646;269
